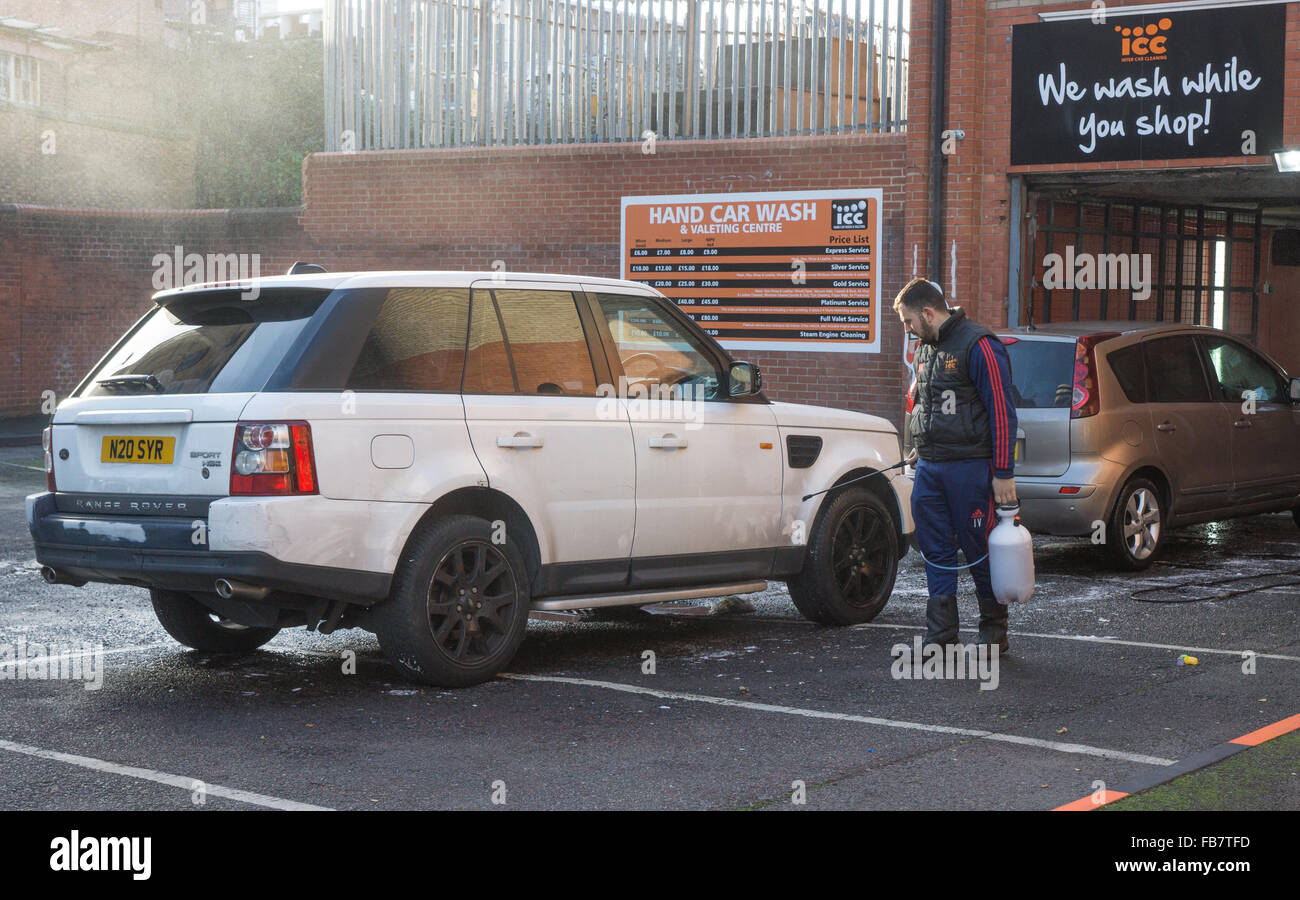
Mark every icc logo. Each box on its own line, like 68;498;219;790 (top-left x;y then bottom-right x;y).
831;199;869;231
1117;17;1171;62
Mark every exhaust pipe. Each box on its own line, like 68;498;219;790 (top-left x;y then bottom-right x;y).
214;579;270;602
40;566;86;587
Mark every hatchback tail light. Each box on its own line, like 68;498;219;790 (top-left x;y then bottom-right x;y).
1071;333;1120;418
906;377;917;413
230;422;318;495
42;426;56;492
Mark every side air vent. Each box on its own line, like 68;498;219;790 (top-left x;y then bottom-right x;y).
786;435;823;469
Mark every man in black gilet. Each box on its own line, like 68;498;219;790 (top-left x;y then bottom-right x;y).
895;278;1018;651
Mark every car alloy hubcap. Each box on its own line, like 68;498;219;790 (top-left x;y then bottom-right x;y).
831;505;890;607
427;540;518;666
1123;488;1161;559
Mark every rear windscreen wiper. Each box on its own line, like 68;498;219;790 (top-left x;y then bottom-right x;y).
96;374;164;393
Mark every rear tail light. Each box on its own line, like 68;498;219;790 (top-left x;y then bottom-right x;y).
42;426;55;492
906;377;917;413
998;336;1019;345
230;422;318;495
1070;333;1120;419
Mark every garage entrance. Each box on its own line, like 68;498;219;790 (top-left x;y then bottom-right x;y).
1015;171;1300;376
1027;198;1263;338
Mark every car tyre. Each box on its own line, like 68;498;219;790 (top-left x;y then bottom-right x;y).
1107;477;1165;571
150;588;280;652
375;515;530;688
787;487;898;625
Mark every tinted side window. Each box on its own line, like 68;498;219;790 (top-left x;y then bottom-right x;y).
1106;344;1147;403
1201;336;1287;404
347;288;469;392
463;289;517;394
1143;337;1211;403
594;293;722;400
495;290;597;396
463;289;598;396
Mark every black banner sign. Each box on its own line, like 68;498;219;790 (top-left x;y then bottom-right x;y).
1010;4;1286;165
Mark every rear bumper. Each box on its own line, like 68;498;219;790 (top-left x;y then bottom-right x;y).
26;492;391;603
1014;457;1122;536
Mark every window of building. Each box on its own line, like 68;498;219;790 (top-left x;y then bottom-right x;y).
0;52;40;106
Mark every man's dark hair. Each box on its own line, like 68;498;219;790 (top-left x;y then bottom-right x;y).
893;277;948;315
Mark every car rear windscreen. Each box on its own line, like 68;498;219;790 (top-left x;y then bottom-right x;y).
1003;339;1075;409
78;289;330;397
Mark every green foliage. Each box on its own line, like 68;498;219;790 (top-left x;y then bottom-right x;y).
183;37;324;208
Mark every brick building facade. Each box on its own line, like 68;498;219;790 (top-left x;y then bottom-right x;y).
4;0;1300;423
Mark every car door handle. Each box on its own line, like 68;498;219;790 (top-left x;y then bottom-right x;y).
1156;422;1176;432
648;434;688;449
1232;419;1253;429
496;433;543;448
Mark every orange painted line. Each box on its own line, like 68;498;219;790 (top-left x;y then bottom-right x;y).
1055;790;1130;811
1229;713;1300;747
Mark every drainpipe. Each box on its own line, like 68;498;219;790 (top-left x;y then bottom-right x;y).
928;0;949;285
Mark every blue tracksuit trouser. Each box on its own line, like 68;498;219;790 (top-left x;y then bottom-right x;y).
911;457;995;599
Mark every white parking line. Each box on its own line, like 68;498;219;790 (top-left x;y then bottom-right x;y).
499;673;1176;767
0;461;43;471
850;622;1300;662
0;739;333;811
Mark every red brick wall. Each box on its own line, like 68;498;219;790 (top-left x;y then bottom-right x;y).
300;134;914;427
0;206;307;417
1;128;916;429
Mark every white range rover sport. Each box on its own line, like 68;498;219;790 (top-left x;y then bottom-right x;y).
29;269;914;686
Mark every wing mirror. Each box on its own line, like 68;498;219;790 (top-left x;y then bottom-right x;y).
1290;377;1300;402
728;362;762;397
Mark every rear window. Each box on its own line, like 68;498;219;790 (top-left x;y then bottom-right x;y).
79;289;329;397
1002;339;1074;409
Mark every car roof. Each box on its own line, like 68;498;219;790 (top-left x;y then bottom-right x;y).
997;320;1214;339
151;270;657;303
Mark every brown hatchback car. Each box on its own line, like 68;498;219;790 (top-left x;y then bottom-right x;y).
1005;322;1300;568
908;321;1300;569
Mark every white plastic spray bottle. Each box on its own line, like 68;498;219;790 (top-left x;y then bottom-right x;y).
988;503;1035;605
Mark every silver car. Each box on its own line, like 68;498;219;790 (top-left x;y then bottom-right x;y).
994;322;1300;569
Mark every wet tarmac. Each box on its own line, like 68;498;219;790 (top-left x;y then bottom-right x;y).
1;448;1296;810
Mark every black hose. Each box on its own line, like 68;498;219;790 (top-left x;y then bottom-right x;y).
800;459;909;502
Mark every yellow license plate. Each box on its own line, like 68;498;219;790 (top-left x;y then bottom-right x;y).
101;435;175;464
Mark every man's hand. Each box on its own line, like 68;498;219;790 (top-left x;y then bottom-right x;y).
992;476;1017;506
904;448;918;467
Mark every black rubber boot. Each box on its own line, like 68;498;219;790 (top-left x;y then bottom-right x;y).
975;594;1009;654
923;594;960;646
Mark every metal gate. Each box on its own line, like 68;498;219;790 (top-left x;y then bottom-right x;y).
324;0;911;150
1026;198;1263;343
